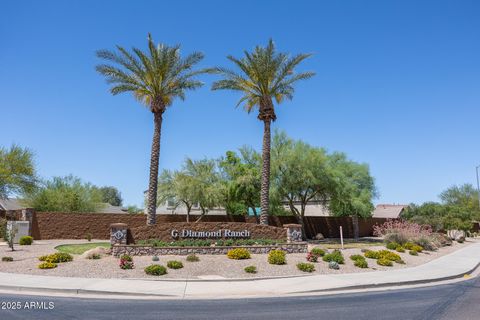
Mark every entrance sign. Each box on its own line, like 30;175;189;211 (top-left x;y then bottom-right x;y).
171;229;251;239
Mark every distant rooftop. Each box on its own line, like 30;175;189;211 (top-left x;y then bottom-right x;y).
372;204;408;219
0;198;25;211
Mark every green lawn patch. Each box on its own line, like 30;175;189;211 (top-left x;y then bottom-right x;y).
55;242;110;255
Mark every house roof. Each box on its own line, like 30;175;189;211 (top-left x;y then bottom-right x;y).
0;198;25;211
98;204;130;214
372;204;408;219
0;199;129;214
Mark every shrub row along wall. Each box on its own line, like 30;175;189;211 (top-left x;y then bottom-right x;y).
129;222;287;243
32;212;389;240
112;243;307;257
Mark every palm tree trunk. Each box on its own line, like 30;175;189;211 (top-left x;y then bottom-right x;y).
146;112;163;225
259;119;271;225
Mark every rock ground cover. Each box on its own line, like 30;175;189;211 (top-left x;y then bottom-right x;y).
0;239;475;279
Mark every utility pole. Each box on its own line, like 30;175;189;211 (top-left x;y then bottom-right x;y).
476;165;480;209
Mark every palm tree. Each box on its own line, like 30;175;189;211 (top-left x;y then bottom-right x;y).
211;40;314;225
96;34;206;225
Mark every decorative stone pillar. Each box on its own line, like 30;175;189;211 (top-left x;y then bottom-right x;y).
110;223;128;246
284;224;303;243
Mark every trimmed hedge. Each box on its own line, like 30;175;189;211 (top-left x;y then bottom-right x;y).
227;248;251;260
19;236;33;245
297;262;315;273
268;250;286;265
145;264;167;276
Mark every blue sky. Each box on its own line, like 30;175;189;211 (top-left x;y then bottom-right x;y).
1;0;479;207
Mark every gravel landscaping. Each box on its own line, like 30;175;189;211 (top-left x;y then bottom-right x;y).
0;239;476;279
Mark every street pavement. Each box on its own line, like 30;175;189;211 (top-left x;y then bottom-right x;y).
1;242;479;299
0;276;479;320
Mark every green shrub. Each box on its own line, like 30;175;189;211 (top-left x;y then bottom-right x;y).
377;250;402;262
354;259;368;268
306;252;318;262
350;254;364;261
19;236;33;245
322;250;344;264
268;250;286;265
152;255;160;262
137;238;285;248
397;259;405;264
144;264;167;276
377;258;393;266
310;247;326;257
40;253;73;263
386;242;399;250
119;254;134;269
166;260;184;269
395;246;405;253
120;254;133;262
411;245;423;252
38;262;57;269
403;242;416;250
50;253;73;263
227;248;251;260
244;266;257;274
86;233;92;242
2;256;13;262
88;253;101;260
186;254;200;262
409;250;418;256
364;250;381;259
297;262;315;272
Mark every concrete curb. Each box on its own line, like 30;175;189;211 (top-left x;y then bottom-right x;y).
0;242;478;299
292;261;480;294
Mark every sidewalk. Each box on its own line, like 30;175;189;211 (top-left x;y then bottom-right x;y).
0;242;479;299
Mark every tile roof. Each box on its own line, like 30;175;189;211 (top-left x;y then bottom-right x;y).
372;204;408;218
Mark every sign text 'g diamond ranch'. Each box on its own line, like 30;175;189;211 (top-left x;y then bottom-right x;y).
170;229;251;239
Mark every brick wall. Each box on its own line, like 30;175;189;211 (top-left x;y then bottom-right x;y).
32;211;389;240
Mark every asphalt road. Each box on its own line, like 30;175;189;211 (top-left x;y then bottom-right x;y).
0;277;479;320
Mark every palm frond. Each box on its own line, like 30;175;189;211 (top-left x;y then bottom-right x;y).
96;34;207;110
211;39;314;114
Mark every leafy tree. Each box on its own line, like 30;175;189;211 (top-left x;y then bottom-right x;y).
403;184;479;231
96;34;207;225
126;205;142;214
271;132;334;234
98;186;123;206
219;148;261;221
24;175;103;212
158;158;222;222
402;202;447;231
440;184;479;213
328;153;376;239
0;145;37;198
211;39;314;225
158;169;197;222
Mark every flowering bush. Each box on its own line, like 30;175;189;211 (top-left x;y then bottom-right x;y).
119;255;134;269
227;248;251;260
310;248;326;257
373;220;437;249
306;252;318;262
268;250;286;265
